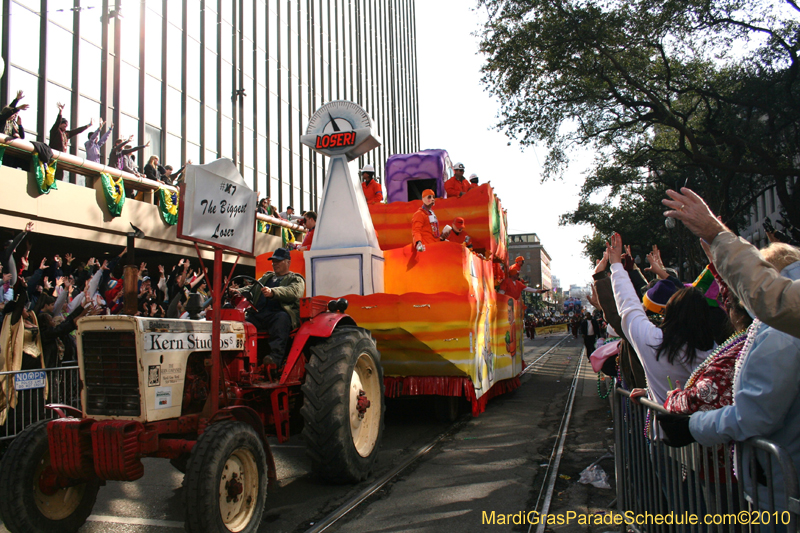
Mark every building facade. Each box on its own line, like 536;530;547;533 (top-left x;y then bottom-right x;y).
738;180;797;249
508;232;553;301
0;0;420;212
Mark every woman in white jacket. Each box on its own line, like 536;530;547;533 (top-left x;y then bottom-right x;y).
607;233;716;405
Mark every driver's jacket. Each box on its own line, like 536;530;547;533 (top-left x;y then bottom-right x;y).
244;271;305;329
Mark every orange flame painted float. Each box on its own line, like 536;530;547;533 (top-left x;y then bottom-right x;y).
256;150;522;416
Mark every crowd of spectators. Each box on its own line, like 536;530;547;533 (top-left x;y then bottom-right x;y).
583;187;800;513
0;94;192;193
1;222;215;370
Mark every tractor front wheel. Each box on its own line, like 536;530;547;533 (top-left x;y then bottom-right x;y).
0;420;100;533
301;326;385;483
182;421;268;533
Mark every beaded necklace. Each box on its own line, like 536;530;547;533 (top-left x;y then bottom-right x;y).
732;320;761;400
683;330;748;389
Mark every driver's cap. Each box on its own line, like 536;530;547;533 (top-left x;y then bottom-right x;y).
269;248;292;261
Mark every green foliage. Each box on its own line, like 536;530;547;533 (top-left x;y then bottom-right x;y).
479;0;800;260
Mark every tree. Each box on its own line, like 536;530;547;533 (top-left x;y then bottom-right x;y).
479;0;800;234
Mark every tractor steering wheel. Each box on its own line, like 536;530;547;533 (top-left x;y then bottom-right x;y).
225;275;264;309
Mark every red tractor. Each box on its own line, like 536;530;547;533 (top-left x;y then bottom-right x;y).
0;281;385;533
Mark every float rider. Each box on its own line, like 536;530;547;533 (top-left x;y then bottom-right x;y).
360;164;383;205
444;162;471;198
412;189;440;252
237;248;305;367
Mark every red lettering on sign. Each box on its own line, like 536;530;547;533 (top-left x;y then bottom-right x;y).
315;132;356;150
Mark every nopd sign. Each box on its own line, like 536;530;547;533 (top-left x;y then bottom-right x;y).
177;159;258;255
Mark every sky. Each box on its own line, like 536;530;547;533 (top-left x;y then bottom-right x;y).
414;1;595;289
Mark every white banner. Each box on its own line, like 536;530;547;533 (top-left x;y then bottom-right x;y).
179;159;258;254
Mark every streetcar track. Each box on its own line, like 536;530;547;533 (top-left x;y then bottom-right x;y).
302;334;575;533
529;346;585;533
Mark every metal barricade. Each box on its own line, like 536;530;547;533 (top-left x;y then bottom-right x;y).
613;385;800;533
0;365;81;442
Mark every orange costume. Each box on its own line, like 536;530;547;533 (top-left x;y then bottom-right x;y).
411;206;440;246
447;229;469;245
444;176;471;198
497;277;526;300
362;179;383;205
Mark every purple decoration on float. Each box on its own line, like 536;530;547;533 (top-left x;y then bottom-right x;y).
384;149;452;203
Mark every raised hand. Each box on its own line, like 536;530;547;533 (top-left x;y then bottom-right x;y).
43;276;52;290
39;257;47;270
607;233;623;264
139;262;147;272
56;102;65;112
158;264;165;275
55;276;64;287
64;253;74;264
101;260;109;271
662;188;729;244
24;221;34;232
594;250;609;274
15;90;23;100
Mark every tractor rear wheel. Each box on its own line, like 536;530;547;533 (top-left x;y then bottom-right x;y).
0;420;100;533
301;326;384;483
183;421;267;533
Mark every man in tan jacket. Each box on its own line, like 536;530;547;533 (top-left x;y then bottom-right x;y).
663;188;799;339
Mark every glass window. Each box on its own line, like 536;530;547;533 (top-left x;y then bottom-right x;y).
243;127;254;170
204;50;218;109
46;82;72;138
205;149;217;163
166;133;182;168
167;86;182;135
80;6;102;46
257;172;267;195
119;113;139;148
243;0;253;40
145;9;163;76
205;107;218;150
145;125;162;159
243;38;254;79
281;178;291;210
256;1;266;49
221;60;233;117
205;4;218;54
257;135;267;170
145;75;162;125
6;67;38;134
266;95;276;141
270;175;279;198
167;0;182;25
146;0;163;16
120;5;141;67
268;6;278;61
269;140;278;181
221;21;232;62
187;98;200;144
186;142;200;166
78;40;101;100
257;83;267;132
280;67;288;103
243;76;254;130
187;38;201;99
120;63;140;116
221;119;233;159
167;25;183;87
243;166;254;188
77;96;100;132
47;22;73;87
9;4;40;72
187;0;201;40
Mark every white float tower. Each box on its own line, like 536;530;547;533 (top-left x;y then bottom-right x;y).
299;101;384;297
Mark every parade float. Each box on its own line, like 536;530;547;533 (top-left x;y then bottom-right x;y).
257;102;523;418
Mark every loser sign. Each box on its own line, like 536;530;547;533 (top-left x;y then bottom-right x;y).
15;371;46;390
178;159;258;255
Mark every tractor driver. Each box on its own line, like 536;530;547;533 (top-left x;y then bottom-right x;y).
237;248;305;368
